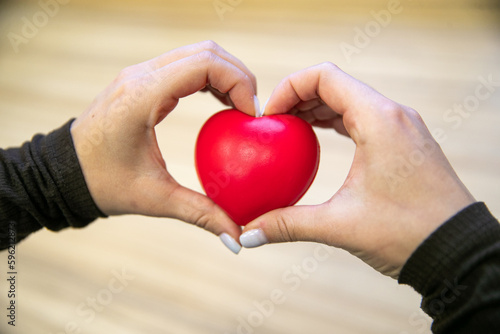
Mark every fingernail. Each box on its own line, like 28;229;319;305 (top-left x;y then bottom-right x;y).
260;98;269;117
254;95;263;117
239;229;269;248
220;233;241;254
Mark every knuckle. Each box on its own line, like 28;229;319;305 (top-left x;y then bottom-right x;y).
374;101;430;140
275;212;295;242
238;72;252;87
404;106;424;123
116;65;138;81
196;50;218;64
186;198;218;230
247;71;257;85
110;79;141;106
378;99;403;117
200;40;220;53
318;61;340;72
380;101;422;126
374;99;410;127
192;211;211;230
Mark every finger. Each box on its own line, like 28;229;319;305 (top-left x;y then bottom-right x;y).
149;51;258;123
313;117;350;137
291;103;350;137
239;204;335;248
293;98;324;112
146;40;257;93
264;62;391;122
125;167;243;253
201;85;236;108
165;184;243;243
293;104;337;123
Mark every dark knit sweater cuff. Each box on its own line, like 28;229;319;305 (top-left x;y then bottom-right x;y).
398;202;499;293
43;119;106;230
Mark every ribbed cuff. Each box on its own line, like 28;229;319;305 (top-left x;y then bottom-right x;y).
44;119;106;228
398;202;499;294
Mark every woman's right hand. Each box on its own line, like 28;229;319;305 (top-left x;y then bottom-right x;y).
240;63;475;279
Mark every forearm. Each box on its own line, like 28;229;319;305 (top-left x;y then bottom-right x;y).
0;120;104;250
399;202;500;333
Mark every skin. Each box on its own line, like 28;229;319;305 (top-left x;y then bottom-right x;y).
71;41;257;242
243;62;476;279
71;42;475;279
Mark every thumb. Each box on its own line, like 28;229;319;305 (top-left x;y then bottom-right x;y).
240;204;332;248
156;184;243;252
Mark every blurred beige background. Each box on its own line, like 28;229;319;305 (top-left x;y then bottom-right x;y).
0;0;499;333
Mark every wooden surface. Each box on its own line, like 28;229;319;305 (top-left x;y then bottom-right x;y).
0;1;499;333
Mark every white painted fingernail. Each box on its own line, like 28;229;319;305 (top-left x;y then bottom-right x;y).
240;229;269;248
254;95;263;117
220;233;241;254
260;98;269;117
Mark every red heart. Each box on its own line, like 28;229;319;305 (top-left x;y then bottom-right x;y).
195;109;320;226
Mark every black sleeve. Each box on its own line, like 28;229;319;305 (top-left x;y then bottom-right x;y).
399;202;500;333
0;119;105;250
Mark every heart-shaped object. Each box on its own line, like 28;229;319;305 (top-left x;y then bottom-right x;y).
195;109;320;226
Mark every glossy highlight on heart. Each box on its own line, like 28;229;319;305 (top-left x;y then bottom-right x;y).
195;109;320;226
